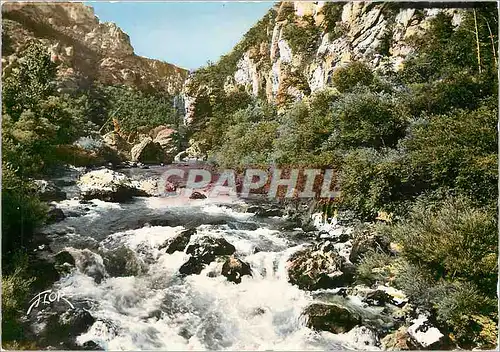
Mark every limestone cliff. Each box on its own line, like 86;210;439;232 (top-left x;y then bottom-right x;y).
2;2;188;94
184;1;466;123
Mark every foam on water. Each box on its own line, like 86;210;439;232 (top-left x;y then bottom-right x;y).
47;199;375;351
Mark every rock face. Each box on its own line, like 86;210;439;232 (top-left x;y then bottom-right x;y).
2;2;188;94
287;241;355;290
303;303;361;334
184;2;464;123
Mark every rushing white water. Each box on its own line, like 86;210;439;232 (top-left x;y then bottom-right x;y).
39;170;379;351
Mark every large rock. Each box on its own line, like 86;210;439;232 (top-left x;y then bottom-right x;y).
33;180;66;202
47;206;66;224
302;303;361;334
179;236;236;276
221;256;252;284
101;246;145;277
29;302;96;349
72;249;107;284
287;241;355;290
159;228;196;254
189;191;207;200
130;137;167;164
407;315;447;349
102;131;131;159
78;169;147;202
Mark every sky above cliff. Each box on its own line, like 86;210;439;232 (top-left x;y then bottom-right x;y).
89;2;274;70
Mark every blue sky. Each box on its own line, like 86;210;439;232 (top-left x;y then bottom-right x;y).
87;2;275;70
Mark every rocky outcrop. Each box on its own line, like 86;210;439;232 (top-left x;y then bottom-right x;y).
2;2;188;94
130;137;165;164
184;1;465;121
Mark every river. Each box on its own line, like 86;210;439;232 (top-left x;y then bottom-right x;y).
31;165;384;350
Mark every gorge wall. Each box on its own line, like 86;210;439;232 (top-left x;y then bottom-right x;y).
2;2;188;95
184;1;465;123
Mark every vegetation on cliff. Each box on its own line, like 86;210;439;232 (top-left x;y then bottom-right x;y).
186;5;498;348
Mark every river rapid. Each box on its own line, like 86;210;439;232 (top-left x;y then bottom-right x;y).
30;165;384;351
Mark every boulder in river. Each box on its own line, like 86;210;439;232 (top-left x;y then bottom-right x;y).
221;256;252;284
179;236;236;276
189;191;207;200
159;228;196;254
287;241;355;290
102;246;145;277
47;206;66;224
302;303;361;334
32;303;96;349
33;180;67;202
78;169;147;202
72;249;107;284
186;236;236;259
54;250;76;275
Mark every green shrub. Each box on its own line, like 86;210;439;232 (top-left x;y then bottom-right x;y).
356;251;396;285
331;62;374;93
404;99;498;206
2;252;36;341
2;41;57;120
100;85;178;133
2;41;88;175
390;196;497;296
282;15;322;59
327;89;406;150
1;164;47;257
215;120;279;168
337;148;419;219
